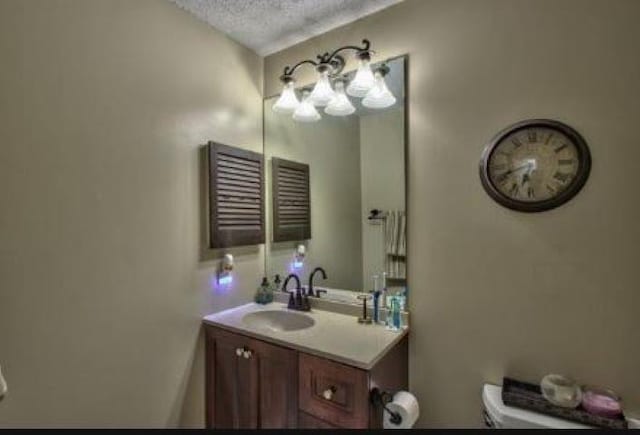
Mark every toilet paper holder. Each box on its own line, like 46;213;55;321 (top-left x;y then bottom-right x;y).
370;387;402;426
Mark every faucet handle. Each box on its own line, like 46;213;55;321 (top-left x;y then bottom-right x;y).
315;289;327;298
302;293;311;311
287;291;296;309
306;285;315;297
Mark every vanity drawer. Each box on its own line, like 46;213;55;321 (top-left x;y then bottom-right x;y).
298;353;369;428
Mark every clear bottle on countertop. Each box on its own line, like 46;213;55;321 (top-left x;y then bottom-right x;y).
380;271;388;309
397;287;407;312
386;295;402;332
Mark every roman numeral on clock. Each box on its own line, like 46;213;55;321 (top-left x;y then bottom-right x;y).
545;133;554;144
553;172;571;183
527;186;535;198
509;183;519;196
527;131;537;143
511;137;523;148
555;143;569;153
497;172;510;184
558;159;574;165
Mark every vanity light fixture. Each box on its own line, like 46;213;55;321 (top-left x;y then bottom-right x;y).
293;89;321;122
362;64;397;109
308;66;336;107
325;78;356;116
272;77;299;114
274;39;396;121
346;49;376;98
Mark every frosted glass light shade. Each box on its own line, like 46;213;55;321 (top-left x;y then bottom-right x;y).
362;70;397;109
325;81;355;116
272;81;299;114
293;90;321;122
346;58;375;97
308;70;335;107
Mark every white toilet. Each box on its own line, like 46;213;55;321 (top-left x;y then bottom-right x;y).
482;384;591;429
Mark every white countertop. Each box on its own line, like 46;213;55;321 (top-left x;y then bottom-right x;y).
202;302;408;370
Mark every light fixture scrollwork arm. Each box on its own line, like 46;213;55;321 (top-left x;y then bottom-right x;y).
280;39;372;82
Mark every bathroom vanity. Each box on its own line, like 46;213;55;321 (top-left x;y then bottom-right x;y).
203;303;408;429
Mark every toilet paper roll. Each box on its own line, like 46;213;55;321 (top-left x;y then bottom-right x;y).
383;391;419;429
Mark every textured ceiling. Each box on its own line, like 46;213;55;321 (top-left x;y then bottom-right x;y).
169;0;402;56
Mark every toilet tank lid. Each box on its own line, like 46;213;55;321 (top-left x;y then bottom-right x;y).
482;384;591;429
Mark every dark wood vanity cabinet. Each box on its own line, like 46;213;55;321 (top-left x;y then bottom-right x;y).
205;325;408;429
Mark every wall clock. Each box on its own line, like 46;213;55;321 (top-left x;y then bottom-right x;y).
479;119;591;212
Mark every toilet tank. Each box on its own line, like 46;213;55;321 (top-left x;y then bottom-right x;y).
482;384;590;429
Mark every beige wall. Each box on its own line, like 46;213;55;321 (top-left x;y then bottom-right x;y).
360;109;406;288
265;0;640;427
1;0;639;429
0;0;263;428
264;99;363;291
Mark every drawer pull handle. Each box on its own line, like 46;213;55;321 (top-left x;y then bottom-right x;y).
243;350;252;359
235;348;243;357
323;386;337;401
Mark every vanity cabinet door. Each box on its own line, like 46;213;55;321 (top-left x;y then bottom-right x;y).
251;338;298;428
207;328;258;429
206;326;298;429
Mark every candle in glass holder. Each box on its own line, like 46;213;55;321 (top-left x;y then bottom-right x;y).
582;387;622;418
541;374;583;408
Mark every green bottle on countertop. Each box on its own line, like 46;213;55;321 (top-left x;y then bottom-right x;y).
255;277;274;304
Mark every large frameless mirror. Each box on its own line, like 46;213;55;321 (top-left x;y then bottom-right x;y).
264;55;407;304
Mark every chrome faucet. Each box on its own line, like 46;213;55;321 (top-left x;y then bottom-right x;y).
308;267;328;298
282;273;310;311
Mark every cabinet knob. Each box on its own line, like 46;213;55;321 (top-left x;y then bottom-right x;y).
235;348;243;357
322;386;337;401
243;350;252;359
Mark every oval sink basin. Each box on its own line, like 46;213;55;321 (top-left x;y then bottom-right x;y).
242;310;315;332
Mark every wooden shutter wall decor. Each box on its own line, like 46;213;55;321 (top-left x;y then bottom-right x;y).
272;157;311;242
208;142;265;248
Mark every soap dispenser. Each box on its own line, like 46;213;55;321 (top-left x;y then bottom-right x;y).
274;274;282;291
254;277;273;304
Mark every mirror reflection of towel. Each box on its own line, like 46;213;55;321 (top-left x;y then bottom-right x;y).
385;211;396;255
385;210;406;280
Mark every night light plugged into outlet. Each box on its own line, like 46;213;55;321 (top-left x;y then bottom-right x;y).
217;253;234;285
292;244;305;270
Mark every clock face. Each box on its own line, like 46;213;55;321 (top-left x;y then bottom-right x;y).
480;120;591;212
